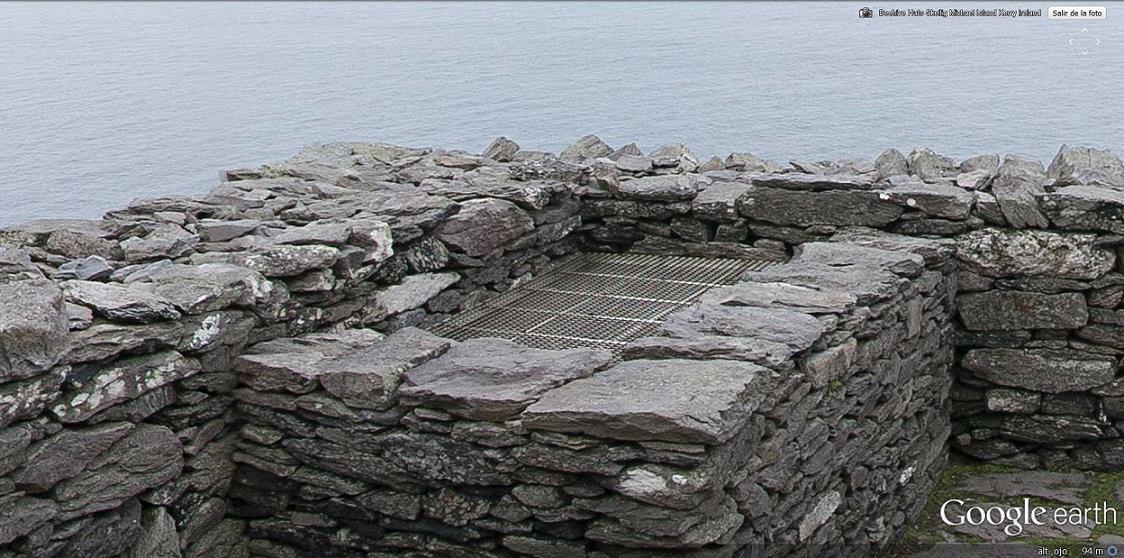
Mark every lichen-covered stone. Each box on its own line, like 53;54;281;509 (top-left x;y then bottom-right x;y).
956;228;1115;279
52;350;201;423
1047;145;1124;187
738;187;903;227
0;279;69;381
614;175;700;202
318;327;450;410
435;198;534;257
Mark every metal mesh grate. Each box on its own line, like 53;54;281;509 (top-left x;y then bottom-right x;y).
428;252;778;352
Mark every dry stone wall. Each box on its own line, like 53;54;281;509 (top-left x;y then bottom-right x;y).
0;135;1122;557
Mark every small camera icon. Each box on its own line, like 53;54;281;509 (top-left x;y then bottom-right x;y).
859;7;873;18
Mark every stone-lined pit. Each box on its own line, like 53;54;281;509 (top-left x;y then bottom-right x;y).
1;136;1124;556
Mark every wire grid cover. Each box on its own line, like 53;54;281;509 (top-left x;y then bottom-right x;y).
427;252;777;352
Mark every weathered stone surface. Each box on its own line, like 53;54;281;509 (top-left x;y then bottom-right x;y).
991;155;1049;228
125;506;182;558
142;263;274;314
14;421;134;492
751;174;874;191
64;321;184;364
957;291;1088;331
52;350;201;423
196;218;261;242
878;181;974;219
658;302;824;355
483;136;520;162
524;359;773;444
0;367;66;428
582;493;742;548
956;169;993;190
874;148;909;181
57;498;144;557
831;227;955;266
54;425;183;516
0;247;41;283
615;154;653;173
799;490;841;541
956;228;1115;279
560;135;612;162
691;182;752;221
738;187;903;227
700;281;856;314
61;280;181;323
275;222;352;246
435;198;534;257
194;244;339;277
907;148;957;182
0;492;57;545
614;175;699;202
121;224;200;262
725;152;784;173
1047;144;1124;187
961;154;1000;174
0;279;69;381
649;143;699;170
962;349;1116;393
401;339;613;420
318;327;450;409
986;388;1041;414
53;255;113;281
369;272;460;318
1039;185;1124;234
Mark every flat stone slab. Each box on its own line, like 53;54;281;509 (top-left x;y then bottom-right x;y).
400;339;614;420
961;348;1116;393
953;471;1092;506
522;358;774;444
317;327;451;410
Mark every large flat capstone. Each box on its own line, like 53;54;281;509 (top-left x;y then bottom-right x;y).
400;339;614;420
522;359;774;444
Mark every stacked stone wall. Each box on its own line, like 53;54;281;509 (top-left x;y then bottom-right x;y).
2;135;1123;556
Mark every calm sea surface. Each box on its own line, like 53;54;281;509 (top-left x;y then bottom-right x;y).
1;1;1121;226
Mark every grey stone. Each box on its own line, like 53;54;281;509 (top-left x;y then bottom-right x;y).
143;263;275;314
54;425;183;516
725;152;785;173
53;255;113;281
524;359;774;444
61;280;181;323
1039;185;1124;233
692;182;752;221
52;350;201;423
957;291;1088;330
274;222;352;246
700;280;856;314
401;339;613;420
502;535;585;558
831;227;955;266
985;388;1041;414
125;506;182;558
907;147;957;182
961;153;1000;173
956;228;1115;279
317;327;451;409
874;148;909;181
356;488;421;520
196;218;261;242
751;174;874;191
436;198;534;257
1048;144;1124;187
0;367;66;428
991;155;1050;228
799;490;841;541
64;321;184;364
0;492;57;545
0;279;69;381
658;302;824;353
0;247;41;283
560;135;612;161
956;169;993;190
483;136;520;162
14;422;134;492
614;174;700;202
193;244;339;277
962;348;1116;393
615;155;653;173
738;187;903;227
121;224;200;262
878;181;974;219
368;272;460;319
